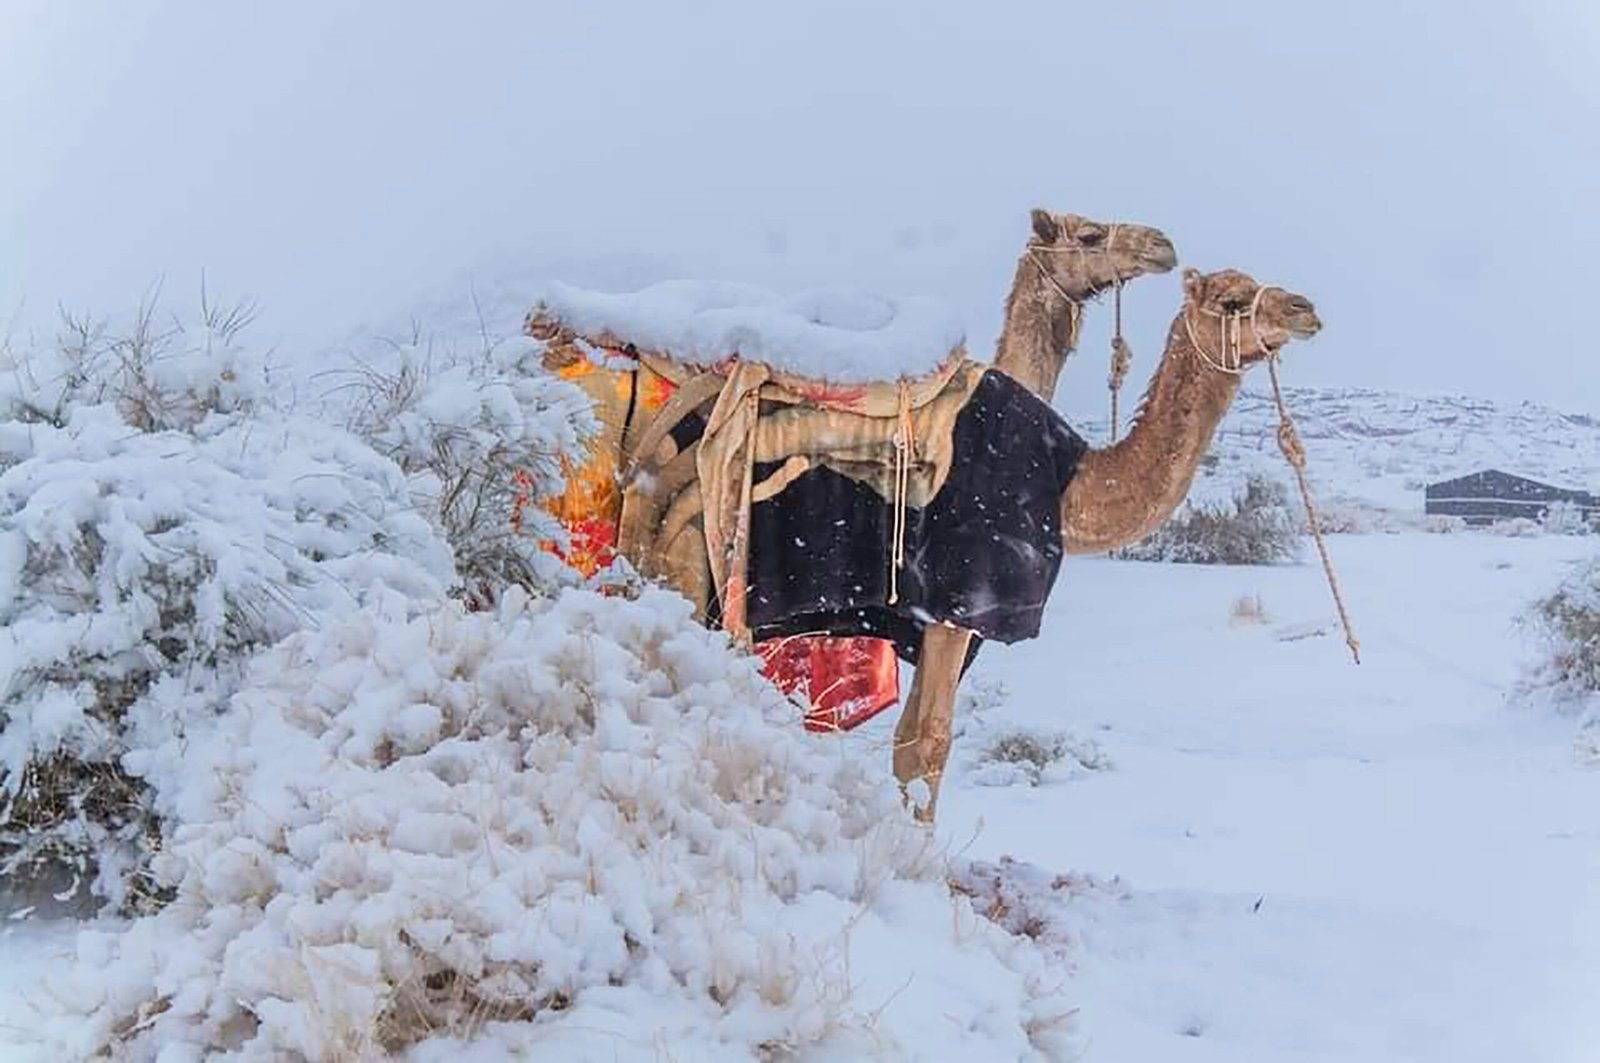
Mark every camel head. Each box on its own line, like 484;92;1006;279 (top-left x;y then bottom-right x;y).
1027;208;1178;296
1180;267;1321;370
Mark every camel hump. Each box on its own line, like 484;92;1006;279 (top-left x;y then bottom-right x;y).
525;280;966;399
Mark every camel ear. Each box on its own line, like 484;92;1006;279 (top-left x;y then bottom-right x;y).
1182;267;1205;302
1030;209;1061;244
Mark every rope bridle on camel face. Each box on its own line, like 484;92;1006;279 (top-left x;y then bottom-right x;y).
1184;280;1362;665
1025;226;1136;441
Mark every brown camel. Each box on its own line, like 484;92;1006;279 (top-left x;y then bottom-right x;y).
527;258;1321;824
888;267;1321;819
1061;268;1323;553
992;209;1178;403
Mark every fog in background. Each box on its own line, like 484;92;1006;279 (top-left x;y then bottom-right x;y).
2;1;1596;421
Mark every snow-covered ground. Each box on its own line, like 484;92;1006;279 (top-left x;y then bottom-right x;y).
4;530;1596;1061
926;531;1600;1061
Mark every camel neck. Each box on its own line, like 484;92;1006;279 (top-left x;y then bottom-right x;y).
1061;314;1242;554
993;253;1085;403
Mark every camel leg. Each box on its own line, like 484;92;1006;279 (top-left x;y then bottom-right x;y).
893;623;974;824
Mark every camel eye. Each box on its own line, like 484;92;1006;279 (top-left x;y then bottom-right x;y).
1077;229;1105;246
1221;298;1246;312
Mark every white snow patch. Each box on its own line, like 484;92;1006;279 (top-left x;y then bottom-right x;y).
534;280;965;382
919;533;1600;1061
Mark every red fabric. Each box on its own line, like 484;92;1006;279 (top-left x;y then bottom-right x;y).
757;635;900;732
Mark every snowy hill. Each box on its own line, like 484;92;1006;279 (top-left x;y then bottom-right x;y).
1076;385;1600;515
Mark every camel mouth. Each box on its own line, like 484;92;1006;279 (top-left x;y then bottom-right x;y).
1286;316;1322;339
1139;241;1179;273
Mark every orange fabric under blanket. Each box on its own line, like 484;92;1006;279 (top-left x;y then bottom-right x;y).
517;357;679;578
756;635;900;732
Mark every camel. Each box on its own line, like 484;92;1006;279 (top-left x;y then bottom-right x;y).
885;266;1321;819
1062;268;1322;552
992;209;1178;403
524;236;1321;825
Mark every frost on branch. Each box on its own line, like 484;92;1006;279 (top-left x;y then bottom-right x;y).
43;589;1075;1061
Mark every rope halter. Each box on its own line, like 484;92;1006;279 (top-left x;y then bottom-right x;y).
1023;222;1124;352
1025;222;1138;437
1182;282;1280;375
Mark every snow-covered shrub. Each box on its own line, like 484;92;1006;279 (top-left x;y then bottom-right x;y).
971;728;1111;788
1119;476;1300;565
42;588;1075;1061
340;329;597;606
1519;559;1600;705
1518;558;1600;760
1308;497;1397;535
1489;516;1542;537
950;857;1125;953
1229;593;1268;625
4;292;272;433
1421;514;1467;534
0;305;454;913
1541;500;1593;536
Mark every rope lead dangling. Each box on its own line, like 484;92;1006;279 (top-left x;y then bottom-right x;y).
1267;355;1361;665
1107;279;1133;443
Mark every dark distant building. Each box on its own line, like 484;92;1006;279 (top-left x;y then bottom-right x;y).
1424;469;1598;526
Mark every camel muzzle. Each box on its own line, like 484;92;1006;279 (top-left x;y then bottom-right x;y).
1287;313;1322;339
1141;239;1179;273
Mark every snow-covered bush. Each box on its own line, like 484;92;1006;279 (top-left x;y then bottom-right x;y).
1229;593;1268;625
0;305;455;912
971;729;1110;788
4;292;271;433
1541;500;1594;536
950;857;1125;953
1489;516;1542;538
1510;560;1600;701
1420;514;1467;534
1307;496;1397;535
339;328;597;606
1518;558;1600;735
1120;476;1301;565
41;589;1075;1061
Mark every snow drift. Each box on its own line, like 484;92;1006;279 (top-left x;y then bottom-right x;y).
41;587;1074;1061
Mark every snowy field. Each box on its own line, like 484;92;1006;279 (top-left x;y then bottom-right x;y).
3;529;1596;1061
931;532;1600;1061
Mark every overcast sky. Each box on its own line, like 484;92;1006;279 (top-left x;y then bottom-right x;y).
2;1;1596;419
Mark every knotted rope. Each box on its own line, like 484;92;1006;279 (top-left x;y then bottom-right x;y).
1027;225;1137;443
1108;280;1133;442
1187;286;1361;665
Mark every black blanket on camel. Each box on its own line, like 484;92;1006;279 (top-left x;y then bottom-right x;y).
742;368;1087;664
